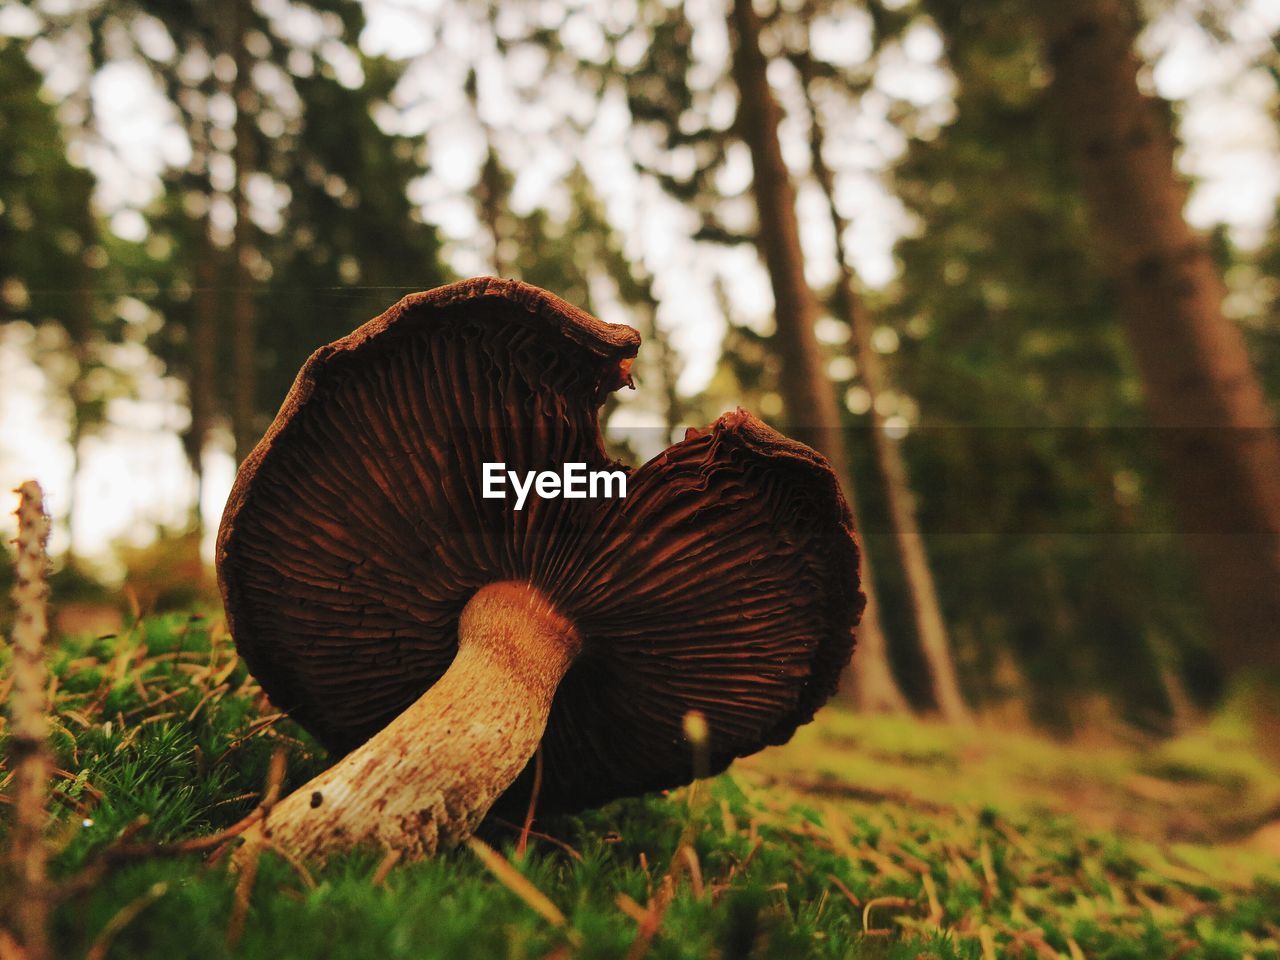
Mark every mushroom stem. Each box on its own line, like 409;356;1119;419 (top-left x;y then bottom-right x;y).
240;582;579;863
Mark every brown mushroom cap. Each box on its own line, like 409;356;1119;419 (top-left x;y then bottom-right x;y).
217;277;861;815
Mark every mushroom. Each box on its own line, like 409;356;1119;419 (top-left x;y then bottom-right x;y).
217;277;862;861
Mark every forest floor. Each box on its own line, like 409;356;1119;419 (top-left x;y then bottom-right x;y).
2;610;1279;959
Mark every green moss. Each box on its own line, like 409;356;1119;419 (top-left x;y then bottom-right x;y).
3;611;1279;958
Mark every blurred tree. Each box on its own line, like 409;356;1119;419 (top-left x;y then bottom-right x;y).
488;162;685;456
728;0;912;714
584;0;986;711
23;0;228;499
1257;220;1280;408
100;192;216;524
793;38;969;723
1037;1;1280;719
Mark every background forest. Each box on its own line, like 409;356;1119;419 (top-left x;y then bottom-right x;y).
4;1;1280;958
5;0;1280;736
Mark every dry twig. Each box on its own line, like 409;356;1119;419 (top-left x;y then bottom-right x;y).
515;747;544;860
466;836;571;932
4;481;53;960
226;749;287;948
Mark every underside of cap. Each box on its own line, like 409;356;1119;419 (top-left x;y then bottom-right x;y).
217;278;860;818
217;278;640;748
497;408;862;815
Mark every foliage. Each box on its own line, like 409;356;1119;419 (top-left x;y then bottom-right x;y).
20;0;449;449
0;40;95;334
0;38;130;487
553;0;1222;728
245;52;449;417
2;613;1277;958
498;165;685;453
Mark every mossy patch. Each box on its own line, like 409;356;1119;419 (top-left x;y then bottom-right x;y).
2;610;1279;958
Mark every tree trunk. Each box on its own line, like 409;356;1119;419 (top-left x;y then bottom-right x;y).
466;10;515;280
729;0;907;712
625;184;686;444
798;53;970;722
186;221;219;531
1041;1;1280;692
620;199;683;442
64;209;98;565
229;0;257;464
843;545;911;712
645;293;684;443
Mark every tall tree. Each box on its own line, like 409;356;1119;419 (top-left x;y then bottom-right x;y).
727;0;908;713
227;0;257;464
1039;1;1280;698
794;44;969;722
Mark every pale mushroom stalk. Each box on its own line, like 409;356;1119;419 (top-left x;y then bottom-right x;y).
241;582;578;861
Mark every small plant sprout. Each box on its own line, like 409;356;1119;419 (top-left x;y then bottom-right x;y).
683;710;711;781
5;480;54;960
218;278;864;863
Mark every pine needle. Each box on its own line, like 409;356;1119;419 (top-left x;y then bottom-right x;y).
371;848;402;888
466;836;574;938
84;882;168;960
861;896;915;934
827;873;861;909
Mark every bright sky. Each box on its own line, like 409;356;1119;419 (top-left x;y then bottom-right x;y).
1;0;1278;572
